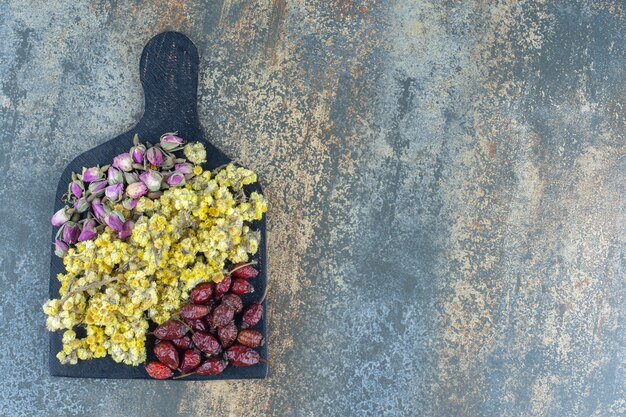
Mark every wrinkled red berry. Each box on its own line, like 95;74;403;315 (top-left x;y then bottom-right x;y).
192;331;222;355
185;318;209;333
153;320;190;340
196;358;228;375
172;335;192;350
241;303;263;329
237;329;265;347
214;275;231;299
225;345;260;366
180;349;202;373
217;321;238;348
153;341;179;370
180;304;210;320
189;282;214;304
145;360;173;379
211;303;235;328
231;264;259;280
231;278;254;295
221;293;243;313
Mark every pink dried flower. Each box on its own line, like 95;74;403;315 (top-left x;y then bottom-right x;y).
112;152;133;172
126;182;148;198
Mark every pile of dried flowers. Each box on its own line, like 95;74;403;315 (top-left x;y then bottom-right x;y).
43;134;267;366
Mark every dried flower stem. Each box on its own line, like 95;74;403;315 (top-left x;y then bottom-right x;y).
228;261;257;275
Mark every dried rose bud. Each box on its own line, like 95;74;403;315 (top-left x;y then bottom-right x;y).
131;144;146;164
73;196;89;213
118;220;133;240
78;219;97;241
105;211;125;233
140;170;163;192
62;221;81;244
112;152;134;172
107;166;124;184
175;163;193;175
105;183;124;202
81;166;102;183
124;171;140;184
166;171;186;187
54;239;69;257
146;146;165;167
88;180;107;196
160;134;185;151
69;180;84;199
91;199;110;222
161;155;175;170
122;198;137;210
51;206;73;226
126;182;148;198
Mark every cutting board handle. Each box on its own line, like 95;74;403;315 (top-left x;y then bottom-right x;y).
138;32;202;133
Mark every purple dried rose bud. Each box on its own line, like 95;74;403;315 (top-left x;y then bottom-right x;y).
105;211;125;233
118;220;134;240
74;197;89;213
91;199;109;222
174;163;193;175
166;171;186;187
160;134;185;151
122;198;137;210
124;171;140;184
126;182;148;198
107;166;124;184
131;144;146;163
146;146;165;167
140;170;163;192
78;219;97;242
51;206;73;227
81;167;102;183
105;183;124;202
70;180;84;199
54;239;69;257
88;179;107;196
62;221;81;245
112;152;134;172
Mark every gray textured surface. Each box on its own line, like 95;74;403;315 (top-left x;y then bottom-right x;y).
0;1;624;416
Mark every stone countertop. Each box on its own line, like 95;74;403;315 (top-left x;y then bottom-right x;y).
0;1;624;416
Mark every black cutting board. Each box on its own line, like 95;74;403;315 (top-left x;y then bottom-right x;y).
49;32;268;380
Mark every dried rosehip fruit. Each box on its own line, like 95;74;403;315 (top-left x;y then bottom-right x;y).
211;303;235;328
214;274;231;299
237;329;265;347
221;293;243;313
225;345;260;366
196;358;228;375
231;278;254;295
180;304;210;320
192;331;222;355
231;263;259;280
172;335;192;350
241;303;263;329
153;320;190;340
153;341;179;370
180;349;202;373
217;321;238;348
145;360;173;379
189;282;214;304
186;318;209;333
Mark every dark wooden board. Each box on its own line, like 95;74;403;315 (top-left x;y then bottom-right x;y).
49;32;268;380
